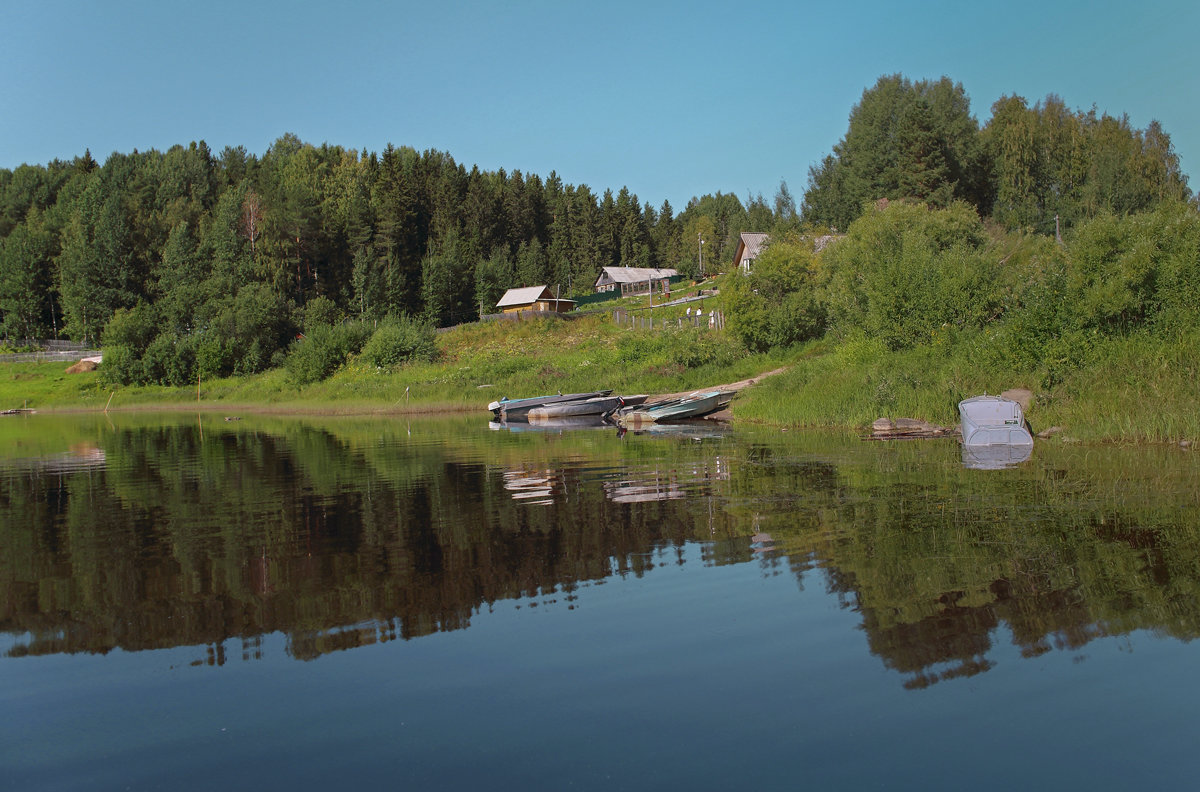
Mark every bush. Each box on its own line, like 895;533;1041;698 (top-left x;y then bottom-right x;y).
668;328;747;369
1068;203;1200;335
360;316;438;368
822;200;995;349
285;322;372;385
303;296;342;330
99;344;140;386
724;232;825;352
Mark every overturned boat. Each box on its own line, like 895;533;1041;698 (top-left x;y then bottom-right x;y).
958;395;1034;448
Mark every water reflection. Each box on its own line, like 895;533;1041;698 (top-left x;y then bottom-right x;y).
961;441;1034;470
2;414;1199;690
0;444;106;474
489;415;612;432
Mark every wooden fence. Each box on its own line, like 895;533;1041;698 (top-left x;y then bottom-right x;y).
612;309;725;331
0;340;101;364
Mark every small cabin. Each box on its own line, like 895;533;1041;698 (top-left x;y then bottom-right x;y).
593;267;679;297
495;286;575;315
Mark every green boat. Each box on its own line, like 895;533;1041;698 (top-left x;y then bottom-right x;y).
614;389;734;426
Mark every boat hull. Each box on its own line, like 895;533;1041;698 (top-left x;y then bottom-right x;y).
490;390;612;420
958;395;1033;447
616;390;733;425
526;394;647;421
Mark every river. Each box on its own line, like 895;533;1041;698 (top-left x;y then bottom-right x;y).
2;412;1198;790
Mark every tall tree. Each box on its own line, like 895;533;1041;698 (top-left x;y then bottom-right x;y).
802;74;983;229
0;211;55;339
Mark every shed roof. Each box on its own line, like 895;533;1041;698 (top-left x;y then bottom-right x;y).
496;285;554;308
596;267;679;284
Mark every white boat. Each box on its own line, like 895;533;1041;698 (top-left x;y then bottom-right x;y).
526;394;647;421
958;395;1034;447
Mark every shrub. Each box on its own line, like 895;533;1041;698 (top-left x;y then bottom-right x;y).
668;328;747;369
303;296;342;330
360;316;438;368
724;232;825;352
285;322;372;385
822;200;997;350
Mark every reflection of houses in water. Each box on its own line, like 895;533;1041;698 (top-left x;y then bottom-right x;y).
0;445;106;475
605;458;730;504
498;457;731;506
502;468;560;505
605;476;685;503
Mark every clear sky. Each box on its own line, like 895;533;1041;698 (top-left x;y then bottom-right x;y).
3;0;1196;210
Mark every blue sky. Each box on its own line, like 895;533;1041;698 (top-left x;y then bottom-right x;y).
3;0;1196;210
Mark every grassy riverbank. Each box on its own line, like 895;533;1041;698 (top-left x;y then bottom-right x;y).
0;310;787;416
4;308;1198;444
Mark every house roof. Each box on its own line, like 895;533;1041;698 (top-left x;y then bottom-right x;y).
738;232;770;260
595;267;679;284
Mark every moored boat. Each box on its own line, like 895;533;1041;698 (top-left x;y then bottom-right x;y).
958;395;1034;447
526;394;647;421
488;390;612;420
615;389;734;426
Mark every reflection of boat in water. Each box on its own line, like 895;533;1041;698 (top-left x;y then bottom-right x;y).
490;415;612;432
502;469;557;504
527;394;647;421
605;478;685;503
961;442;1033;470
487;390;612;420
615;390;735;426
604;457;730;503
620;422;728;440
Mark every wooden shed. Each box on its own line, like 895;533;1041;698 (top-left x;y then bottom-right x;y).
495;286;575;314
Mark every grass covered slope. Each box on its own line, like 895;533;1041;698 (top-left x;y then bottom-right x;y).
0;310;790;415
3;313;1197;444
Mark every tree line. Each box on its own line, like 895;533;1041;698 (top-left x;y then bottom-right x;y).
0;73;1194;388
0;134;785;383
801;75;1193;234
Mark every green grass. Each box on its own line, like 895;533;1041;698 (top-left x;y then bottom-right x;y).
5;306;1198;445
735;328;1200;444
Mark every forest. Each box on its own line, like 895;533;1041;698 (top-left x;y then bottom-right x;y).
0;73;1194;388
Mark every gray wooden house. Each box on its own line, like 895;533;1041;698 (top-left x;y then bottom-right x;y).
593;267;679;296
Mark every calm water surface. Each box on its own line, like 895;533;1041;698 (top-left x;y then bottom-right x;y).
2;412;1199;790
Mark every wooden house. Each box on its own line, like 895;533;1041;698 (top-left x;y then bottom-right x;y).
495;286;575;315
593;267;679;296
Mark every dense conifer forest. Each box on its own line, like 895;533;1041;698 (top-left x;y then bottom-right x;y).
0;74;1193;389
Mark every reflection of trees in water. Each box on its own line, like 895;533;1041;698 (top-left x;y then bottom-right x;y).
0;423;740;663
764;454;1200;689
3;421;1200;683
